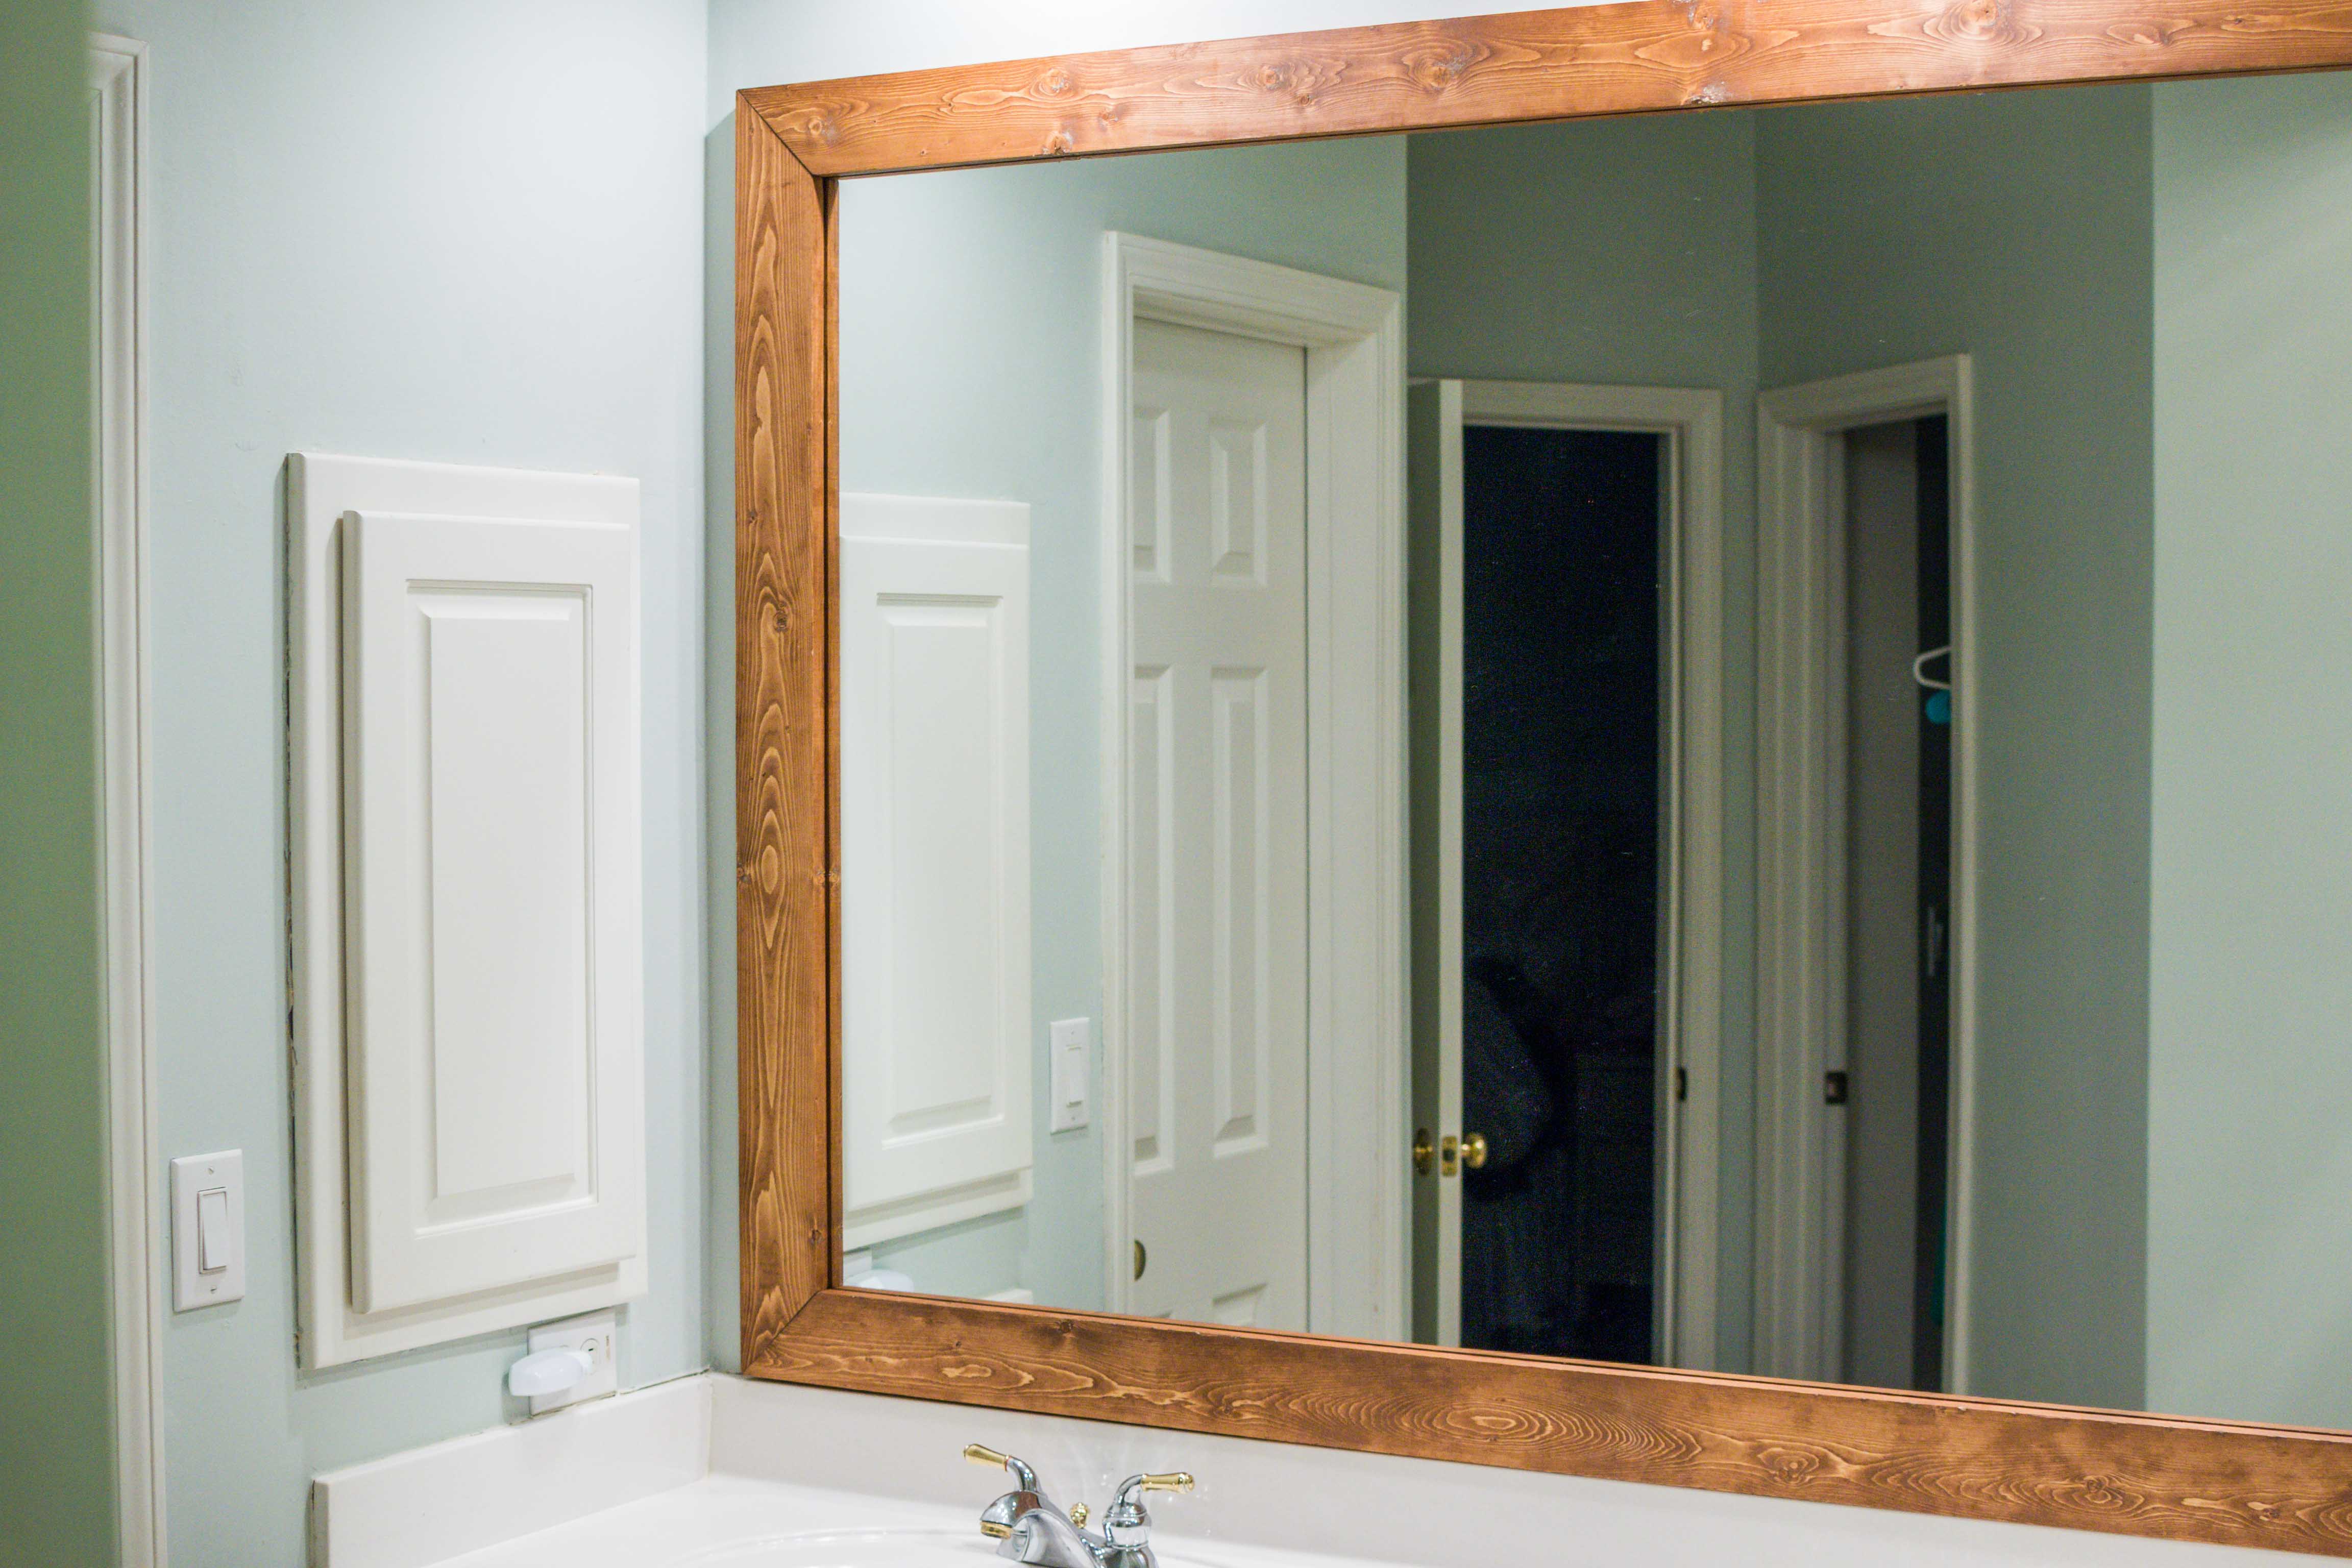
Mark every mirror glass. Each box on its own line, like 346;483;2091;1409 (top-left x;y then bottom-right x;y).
831;68;2352;1431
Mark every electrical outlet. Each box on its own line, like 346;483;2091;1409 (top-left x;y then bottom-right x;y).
524;1308;618;1415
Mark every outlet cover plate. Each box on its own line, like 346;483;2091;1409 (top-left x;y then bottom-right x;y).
525;1308;618;1415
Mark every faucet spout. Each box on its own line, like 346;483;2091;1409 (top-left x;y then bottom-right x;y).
999;1502;1102;1567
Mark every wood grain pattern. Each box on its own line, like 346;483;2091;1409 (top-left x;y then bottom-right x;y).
734;102;837;1365
735;8;2352;1556
761;1290;2352;1556
745;0;2352;177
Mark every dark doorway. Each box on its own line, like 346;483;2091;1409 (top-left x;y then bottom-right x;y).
1841;413;1953;1393
1457;424;1662;1365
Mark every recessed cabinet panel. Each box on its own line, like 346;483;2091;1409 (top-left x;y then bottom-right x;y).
342;509;643;1314
840;495;1032;1251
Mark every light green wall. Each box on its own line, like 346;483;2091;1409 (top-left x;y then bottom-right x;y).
1404;111;1763;1370
0;1;118;1562
831;138;1410;1307
96;2;710;1558
1757;86;2155;1410
2148;71;2352;1429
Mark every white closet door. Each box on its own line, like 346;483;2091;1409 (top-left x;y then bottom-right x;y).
1127;318;1310;1331
840;495;1033;1251
341;509;643;1314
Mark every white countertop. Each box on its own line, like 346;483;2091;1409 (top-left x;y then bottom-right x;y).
313;1376;2309;1568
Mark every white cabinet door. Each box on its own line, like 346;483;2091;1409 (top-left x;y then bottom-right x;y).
840;495;1032;1251
1126;318;1310;1332
341;509;643;1313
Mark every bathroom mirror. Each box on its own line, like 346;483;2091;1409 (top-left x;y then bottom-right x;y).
831;63;2352;1432
737;6;2352;1552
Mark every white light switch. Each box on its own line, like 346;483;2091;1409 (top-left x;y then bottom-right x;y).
173;1150;245;1311
1049;1018;1091;1133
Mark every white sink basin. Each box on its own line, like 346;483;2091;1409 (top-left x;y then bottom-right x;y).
670;1530;992;1566
670;1528;1227;1568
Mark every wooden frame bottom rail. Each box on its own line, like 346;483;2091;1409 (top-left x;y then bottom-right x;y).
755;1291;2352;1556
736;0;2352;1556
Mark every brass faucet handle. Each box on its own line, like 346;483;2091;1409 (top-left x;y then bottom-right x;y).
1134;1472;1194;1494
964;1442;1042;1493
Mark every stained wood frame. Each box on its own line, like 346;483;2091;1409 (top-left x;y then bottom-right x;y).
736;2;2352;1554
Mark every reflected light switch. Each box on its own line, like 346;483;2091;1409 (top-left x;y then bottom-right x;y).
173;1149;246;1311
1050;1018;1091;1133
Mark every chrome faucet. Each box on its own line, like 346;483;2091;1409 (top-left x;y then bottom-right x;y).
965;1443;1194;1568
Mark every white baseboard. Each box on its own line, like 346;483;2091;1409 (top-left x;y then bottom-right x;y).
309;1375;709;1568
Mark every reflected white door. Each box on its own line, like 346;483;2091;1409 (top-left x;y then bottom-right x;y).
1126;317;1310;1331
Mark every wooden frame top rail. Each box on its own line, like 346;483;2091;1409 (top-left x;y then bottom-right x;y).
736;1;2352;1556
741;0;2352;177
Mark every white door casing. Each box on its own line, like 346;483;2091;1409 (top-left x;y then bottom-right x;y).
1754;355;1977;1389
1126;320;1311;1329
839;495;1033;1252
1099;234;1406;1339
1405;378;1726;1369
1406;380;1466;1347
90;31;164;1567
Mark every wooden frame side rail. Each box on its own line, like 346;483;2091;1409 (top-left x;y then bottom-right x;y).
736;0;2352;1555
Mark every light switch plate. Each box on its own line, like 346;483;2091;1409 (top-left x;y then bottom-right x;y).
172;1149;245;1311
524;1308;618;1415
1049;1018;1091;1133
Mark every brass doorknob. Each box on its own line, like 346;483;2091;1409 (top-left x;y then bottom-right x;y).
1418;1130;1489;1177
1133;1238;1147;1280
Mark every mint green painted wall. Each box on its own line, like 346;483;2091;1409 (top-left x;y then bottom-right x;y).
2149;71;2352;1430
0;0;118;1561
1757;86;2155;1410
93;2;711;1558
1404;112;1764;1370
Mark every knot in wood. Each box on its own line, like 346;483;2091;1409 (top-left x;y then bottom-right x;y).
1038;66;1074;96
1934;0;2011;42
1404;45;1473;91
2071;1476;2133;1510
1757;1444;1826;1482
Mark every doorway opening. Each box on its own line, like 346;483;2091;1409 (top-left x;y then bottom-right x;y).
1408;378;1725;1369
1754;355;1975;1392
1457;425;1663;1363
1841;413;1953;1392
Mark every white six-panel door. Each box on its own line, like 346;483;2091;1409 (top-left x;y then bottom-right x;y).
1127;318;1311;1330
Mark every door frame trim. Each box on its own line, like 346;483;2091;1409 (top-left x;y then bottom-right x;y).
1754;355;1978;1392
90;32;166;1568
1443;379;1726;1370
1097;232;1408;1336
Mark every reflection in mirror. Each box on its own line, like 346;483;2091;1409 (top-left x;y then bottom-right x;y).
834;68;2352;1433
